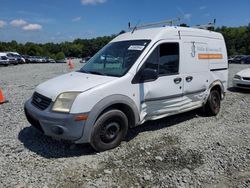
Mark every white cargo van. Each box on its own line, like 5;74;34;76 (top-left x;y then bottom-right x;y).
24;25;228;151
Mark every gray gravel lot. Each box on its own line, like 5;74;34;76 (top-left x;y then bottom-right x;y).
0;62;250;188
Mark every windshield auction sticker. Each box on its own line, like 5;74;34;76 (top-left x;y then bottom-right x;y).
128;45;145;51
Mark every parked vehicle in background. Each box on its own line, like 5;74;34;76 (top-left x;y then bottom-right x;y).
24;25;228;151
28;56;35;63
80;56;91;63
233;68;250;89
229;55;246;64
5;52;25;64
240;55;250;64
34;56;46;63
6;53;18;65
32;56;38;63
45;57;56;63
228;56;236;64
12;52;25;63
0;53;9;66
21;55;34;63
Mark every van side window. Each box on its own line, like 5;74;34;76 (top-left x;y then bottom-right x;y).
142;43;179;76
159;43;179;75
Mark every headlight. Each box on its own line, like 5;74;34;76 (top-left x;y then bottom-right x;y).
234;75;241;80
52;92;81;113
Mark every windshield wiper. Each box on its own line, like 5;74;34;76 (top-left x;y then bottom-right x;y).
88;71;106;76
80;70;106;76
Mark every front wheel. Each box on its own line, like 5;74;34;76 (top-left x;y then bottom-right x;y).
90;109;128;152
203;90;221;116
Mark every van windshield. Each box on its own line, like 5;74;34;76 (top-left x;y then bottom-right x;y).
79;40;150;77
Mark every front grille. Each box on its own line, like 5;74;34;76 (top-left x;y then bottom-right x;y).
243;77;250;81
31;92;52;110
237;84;250;88
1;56;8;60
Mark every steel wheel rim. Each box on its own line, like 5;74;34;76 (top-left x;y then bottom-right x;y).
100;122;121;143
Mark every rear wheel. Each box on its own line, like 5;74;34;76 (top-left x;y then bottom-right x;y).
90;109;128;152
204;90;221;116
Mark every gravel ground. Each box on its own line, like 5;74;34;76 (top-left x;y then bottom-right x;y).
0;62;249;188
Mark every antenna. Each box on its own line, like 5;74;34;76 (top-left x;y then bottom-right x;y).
128;17;181;32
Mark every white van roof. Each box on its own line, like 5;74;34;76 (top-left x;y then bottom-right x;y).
112;26;223;43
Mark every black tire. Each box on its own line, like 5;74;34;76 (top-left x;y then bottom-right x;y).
204;90;221;116
90;109;128;152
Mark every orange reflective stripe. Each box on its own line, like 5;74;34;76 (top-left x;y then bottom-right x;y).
198;54;223;59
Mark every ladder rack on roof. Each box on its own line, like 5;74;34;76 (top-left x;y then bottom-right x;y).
193;23;215;30
128;17;181;32
193;19;216;30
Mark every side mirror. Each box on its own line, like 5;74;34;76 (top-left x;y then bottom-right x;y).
141;68;158;82
132;68;158;84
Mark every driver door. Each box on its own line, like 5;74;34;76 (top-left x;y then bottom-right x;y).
135;41;184;121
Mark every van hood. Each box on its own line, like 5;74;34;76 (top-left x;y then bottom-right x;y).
35;72;116;101
237;68;250;77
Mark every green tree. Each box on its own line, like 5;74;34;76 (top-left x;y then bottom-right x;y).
55;52;65;60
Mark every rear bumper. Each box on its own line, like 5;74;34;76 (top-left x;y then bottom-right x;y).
233;79;250;89
24;99;87;142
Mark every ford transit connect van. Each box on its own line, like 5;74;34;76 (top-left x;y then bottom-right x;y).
24;26;228;151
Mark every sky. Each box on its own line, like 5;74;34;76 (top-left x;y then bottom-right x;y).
0;0;250;43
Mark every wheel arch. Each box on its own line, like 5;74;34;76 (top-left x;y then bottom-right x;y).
208;80;225;100
76;94;140;143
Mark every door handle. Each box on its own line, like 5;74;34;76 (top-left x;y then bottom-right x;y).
174;77;182;84
186;76;193;82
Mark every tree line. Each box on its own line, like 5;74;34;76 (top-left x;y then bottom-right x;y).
0;35;117;60
215;24;250;56
0;24;249;60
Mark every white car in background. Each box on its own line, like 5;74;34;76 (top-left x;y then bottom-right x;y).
11;52;25;63
233;68;250;89
6;52;25;64
0;53;9;66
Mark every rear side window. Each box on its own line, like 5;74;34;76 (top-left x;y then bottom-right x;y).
143;42;179;76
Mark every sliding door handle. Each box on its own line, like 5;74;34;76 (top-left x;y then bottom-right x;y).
174;77;182;84
186;76;193;82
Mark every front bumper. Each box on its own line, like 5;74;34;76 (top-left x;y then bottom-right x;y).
233;79;250;89
9;60;18;65
0;60;9;65
24;98;87;142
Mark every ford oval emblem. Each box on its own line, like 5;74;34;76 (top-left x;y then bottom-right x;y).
36;97;42;103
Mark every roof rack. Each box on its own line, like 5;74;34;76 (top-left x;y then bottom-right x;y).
128;17;181;32
193;19;216;30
